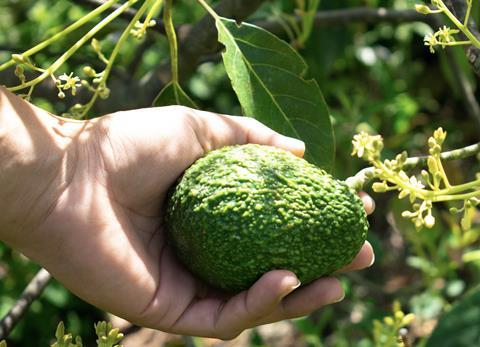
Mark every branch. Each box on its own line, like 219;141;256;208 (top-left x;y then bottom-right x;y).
258;7;436;35
444;0;480;76
131;6;434;109
0;268;52;340
72;0;168;35
444;47;480;129
346;142;480;191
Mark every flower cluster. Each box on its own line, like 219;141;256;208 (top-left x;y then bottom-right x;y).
0;0;157;118
416;0;478;54
0;321;124;347
423;26;460;53
373;301;415;347
351;128;480;230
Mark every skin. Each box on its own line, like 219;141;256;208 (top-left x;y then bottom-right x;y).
0;87;375;339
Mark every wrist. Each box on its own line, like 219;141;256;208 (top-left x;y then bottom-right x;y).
0;87;87;248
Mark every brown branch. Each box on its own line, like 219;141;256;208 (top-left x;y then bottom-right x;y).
0;268;52;340
258;7;436;35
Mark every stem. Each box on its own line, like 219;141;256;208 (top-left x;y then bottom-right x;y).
0;0;120;72
164;0;179;83
196;0;221;20
81;0;154;117
442;40;472;46
464;1;471;27
140;0;163;34
7;0;139;92
437;0;480;48
441;178;480;194
433;189;480;202
436;155;452;188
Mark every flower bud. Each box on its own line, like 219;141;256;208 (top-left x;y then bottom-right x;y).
372;182;387;192
424;214;435;228
402;313;415;325
384;317;394;326
83;66;97;77
415;4;433;14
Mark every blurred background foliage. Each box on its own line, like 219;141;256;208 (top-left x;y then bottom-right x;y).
1;0;480;346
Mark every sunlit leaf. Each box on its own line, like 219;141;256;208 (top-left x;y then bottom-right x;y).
216;17;334;171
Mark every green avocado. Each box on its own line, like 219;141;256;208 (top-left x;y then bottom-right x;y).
166;144;368;292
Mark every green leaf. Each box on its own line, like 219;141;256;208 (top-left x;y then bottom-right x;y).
216;17;334;171
153;81;198;109
426;286;480;347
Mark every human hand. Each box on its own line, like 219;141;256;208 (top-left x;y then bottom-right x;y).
9;105;375;339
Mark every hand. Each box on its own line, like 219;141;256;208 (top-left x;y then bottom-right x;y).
13;105;375;339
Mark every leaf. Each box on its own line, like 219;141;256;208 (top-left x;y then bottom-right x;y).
216;17;334;171
426;285;480;347
153;81;197;109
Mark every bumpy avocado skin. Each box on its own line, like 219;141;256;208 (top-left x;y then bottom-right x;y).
166;144;369;292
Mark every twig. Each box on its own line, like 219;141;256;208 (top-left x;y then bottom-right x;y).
0;268;52;340
444;46;480;129
444;0;480;76
429;9;480;129
258;7;436;35
72;0;168;35
346;141;480;190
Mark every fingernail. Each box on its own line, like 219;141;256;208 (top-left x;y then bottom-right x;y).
291;279;301;290
281;275;301;298
369;250;375;267
282;275;301;290
360;193;375;214
281;137;305;157
333;291;345;303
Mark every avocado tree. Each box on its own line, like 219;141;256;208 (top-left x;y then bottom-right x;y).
0;0;480;345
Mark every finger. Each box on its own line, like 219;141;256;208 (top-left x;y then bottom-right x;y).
256;277;344;325
192;110;305;157
168;270;300;339
335;241;374;273
239;117;306;158
358;192;375;215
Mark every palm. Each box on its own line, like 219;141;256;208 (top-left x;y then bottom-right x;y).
34;106;374;339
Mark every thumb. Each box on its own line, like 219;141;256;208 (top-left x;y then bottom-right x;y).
239;117;306;157
193;110;305;157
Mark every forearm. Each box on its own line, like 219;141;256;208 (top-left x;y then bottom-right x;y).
0;87;80;248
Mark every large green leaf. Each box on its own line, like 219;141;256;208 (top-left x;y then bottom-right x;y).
216;17;334;171
153;81;198;109
426;285;480;347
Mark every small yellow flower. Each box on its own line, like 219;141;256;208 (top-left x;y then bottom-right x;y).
58;73;82;96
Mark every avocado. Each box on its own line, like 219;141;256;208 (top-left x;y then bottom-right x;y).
166;144;368;292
